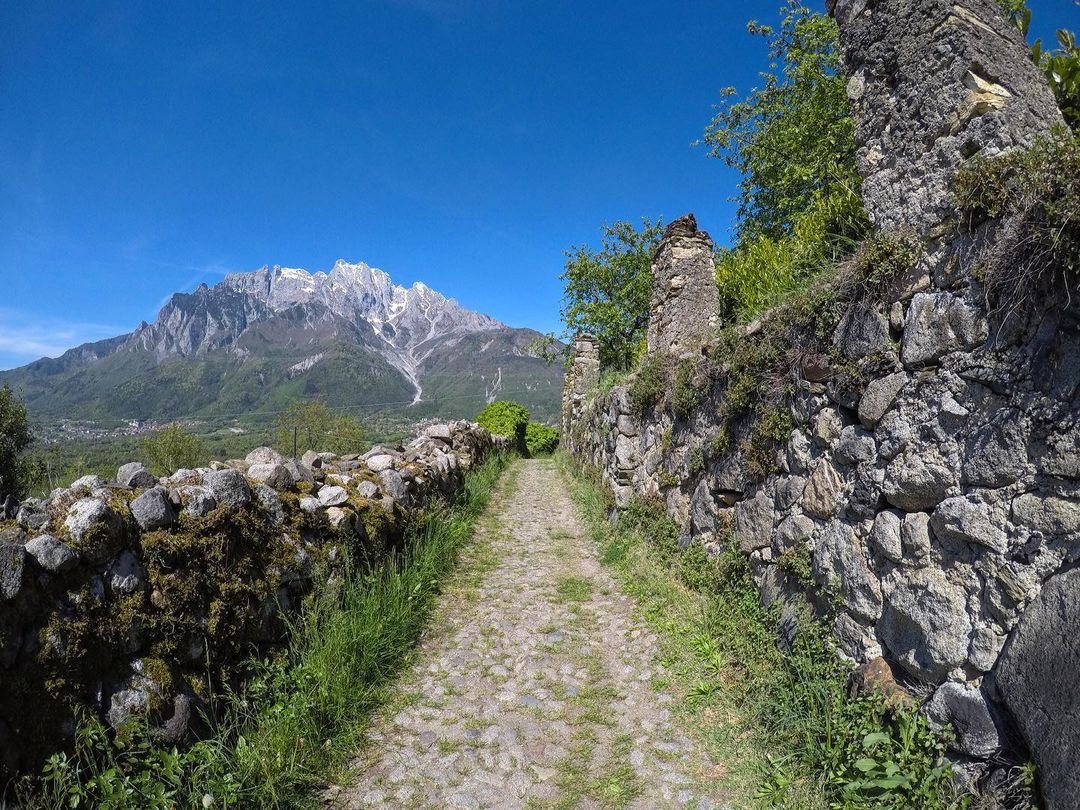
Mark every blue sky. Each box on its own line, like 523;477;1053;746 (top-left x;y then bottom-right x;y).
0;0;1074;369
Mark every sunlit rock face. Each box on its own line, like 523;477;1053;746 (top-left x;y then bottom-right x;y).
826;0;1063;237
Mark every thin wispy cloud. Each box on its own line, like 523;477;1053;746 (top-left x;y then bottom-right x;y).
0;308;125;370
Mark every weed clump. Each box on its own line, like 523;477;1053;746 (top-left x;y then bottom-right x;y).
627;354;667;416
955;130;1080;319
672;358;709;419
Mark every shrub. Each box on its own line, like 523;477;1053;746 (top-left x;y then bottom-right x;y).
715;189;868;322
476;400;530;453
525;422;560;456
672;359;708;419
141;423;205;475
845;231;920;296
689;447;706;477
627;354;666;416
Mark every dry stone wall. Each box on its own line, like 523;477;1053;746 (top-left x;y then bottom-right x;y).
564;1;1077;803
0;421;503;779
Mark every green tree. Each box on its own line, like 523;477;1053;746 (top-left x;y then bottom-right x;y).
274;400;367;457
476;400;530;454
0;385;33;498
141;423;206;475
560;219;664;370
701;2;866;243
700;3;870;320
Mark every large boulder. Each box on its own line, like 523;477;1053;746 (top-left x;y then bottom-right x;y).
995;567;1080;809
365;454;396;473
245;447;284;466
25;534;79;573
130;488;176;531
317;485;349;507
962;410;1029;488
247;462;295;492
15;498;49;531
379;469;407;501
180;486;217;518
901;293;987;367
283;458;315;487
204;470;252;509
925;682;1004;758
858;372;908;428
931;496;1007;554
879;566;972;682
833;300;890;360
803;459;844;519
734;490;774;553
1012;494;1080;536
813;520;883;624
883;449;957;511
116;462;156;490
64;498;123;562
0;543;25;600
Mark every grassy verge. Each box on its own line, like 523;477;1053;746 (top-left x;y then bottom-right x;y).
556;452;969;810
18;453;514;809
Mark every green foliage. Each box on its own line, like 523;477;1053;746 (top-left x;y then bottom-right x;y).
561;219;664;370
140;423;206;475
703;3;869;323
0;384;33;498
1009;2;1080;130
617;496;680;559
954;130;1080;315
26;454;511;809
847;231;920;294
689;447;706;477
671;358;708;419
716;189;867;321
626;354;666;416
476;400;530;454
743;406;795;480
525;422;560;456
273;400;367;458
777;543;813;587
657;470;680;489
701;2;865;245
525;332;569;368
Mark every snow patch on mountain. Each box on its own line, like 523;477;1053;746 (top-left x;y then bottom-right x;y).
218;260;503;402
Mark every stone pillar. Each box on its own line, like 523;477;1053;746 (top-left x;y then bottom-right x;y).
646;214;720;356
561;333;601;437
828;0;1063;238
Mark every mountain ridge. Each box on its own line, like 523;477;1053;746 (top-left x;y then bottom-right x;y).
1;261;563;424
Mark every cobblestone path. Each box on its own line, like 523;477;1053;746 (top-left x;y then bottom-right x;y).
330;459;724;809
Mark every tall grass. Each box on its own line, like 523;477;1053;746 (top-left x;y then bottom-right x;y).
18;453;513;809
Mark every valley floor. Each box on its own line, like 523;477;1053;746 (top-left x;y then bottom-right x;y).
327;459;726;809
